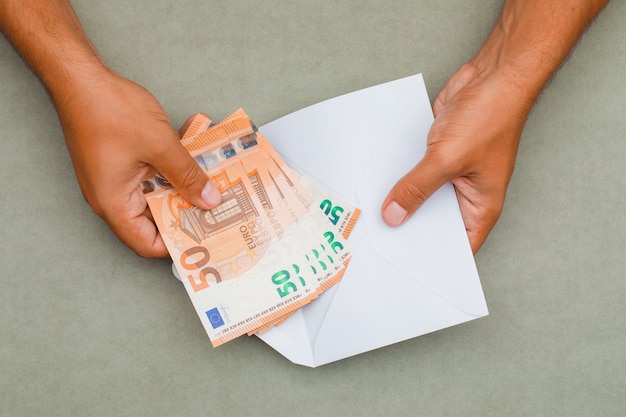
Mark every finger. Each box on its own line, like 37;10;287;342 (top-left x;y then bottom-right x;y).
453;181;504;255
381;151;456;227
468;205;503;255
466;216;496;255
108;210;169;258
467;228;488;255
433;63;479;116
177;115;196;138
98;187;168;258
150;133;222;210
103;205;168;258
142;203;155;223
433;94;446;117
177;112;210;138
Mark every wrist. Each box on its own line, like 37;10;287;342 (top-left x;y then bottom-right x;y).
468;0;609;113
46;57;115;112
0;0;111;108
468;3;546;114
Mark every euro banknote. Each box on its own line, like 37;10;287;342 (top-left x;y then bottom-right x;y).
144;109;359;346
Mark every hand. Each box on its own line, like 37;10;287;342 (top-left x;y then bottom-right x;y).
381;63;528;254
55;71;221;257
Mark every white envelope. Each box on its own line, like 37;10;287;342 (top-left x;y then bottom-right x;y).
255;74;488;367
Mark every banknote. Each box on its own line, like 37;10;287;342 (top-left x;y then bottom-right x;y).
181;111;360;287
177;111;362;332
183;110;358;311
145;109;357;346
181;112;361;240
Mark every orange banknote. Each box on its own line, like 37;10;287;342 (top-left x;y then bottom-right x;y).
145;110;358;346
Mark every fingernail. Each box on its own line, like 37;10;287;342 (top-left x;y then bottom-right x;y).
201;182;222;207
382;201;407;227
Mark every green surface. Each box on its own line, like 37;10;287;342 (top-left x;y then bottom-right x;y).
1;1;624;416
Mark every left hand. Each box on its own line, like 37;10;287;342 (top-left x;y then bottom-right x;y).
381;63;528;253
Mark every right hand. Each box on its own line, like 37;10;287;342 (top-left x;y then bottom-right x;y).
55;71;221;257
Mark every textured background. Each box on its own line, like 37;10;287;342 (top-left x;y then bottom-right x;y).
1;1;624;416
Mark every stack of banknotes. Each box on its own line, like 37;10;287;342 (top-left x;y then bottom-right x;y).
143;109;360;347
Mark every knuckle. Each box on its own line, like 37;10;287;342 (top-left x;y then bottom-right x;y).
178;164;205;191
396;181;431;207
81;185;125;226
81;189;107;219
150;139;176;163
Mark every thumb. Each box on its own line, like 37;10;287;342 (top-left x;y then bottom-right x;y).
381;152;455;226
151;137;222;209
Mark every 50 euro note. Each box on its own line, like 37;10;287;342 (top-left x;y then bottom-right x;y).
145;109;356;347
184;111;361;316
182;111;360;242
178;111;362;333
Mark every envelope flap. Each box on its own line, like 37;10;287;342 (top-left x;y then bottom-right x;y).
257;309;316;367
312;238;481;366
356;183;486;315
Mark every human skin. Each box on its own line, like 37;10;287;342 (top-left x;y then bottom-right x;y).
1;0;610;257
0;0;222;258
381;0;609;254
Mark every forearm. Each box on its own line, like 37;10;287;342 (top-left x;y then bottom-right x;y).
472;0;609;111
1;0;220;257
0;0;109;103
